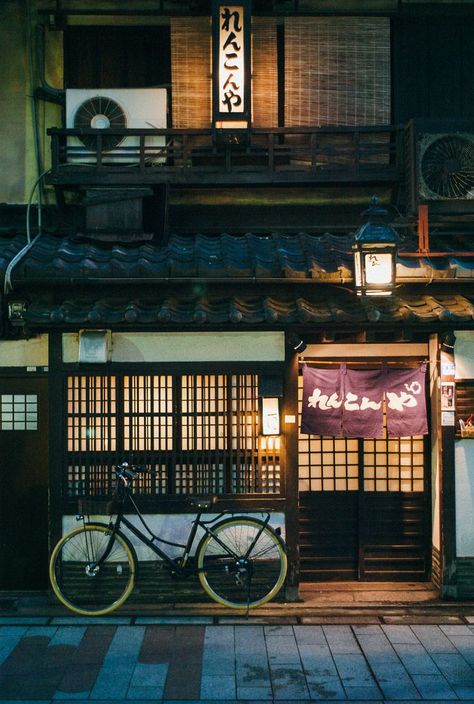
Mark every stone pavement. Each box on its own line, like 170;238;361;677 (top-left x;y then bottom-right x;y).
3;617;474;702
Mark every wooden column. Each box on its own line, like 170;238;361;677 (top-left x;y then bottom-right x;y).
48;331;64;549
440;340;457;597
283;349;300;601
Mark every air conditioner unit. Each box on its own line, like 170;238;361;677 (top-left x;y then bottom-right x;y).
418;132;474;200
65;88;167;164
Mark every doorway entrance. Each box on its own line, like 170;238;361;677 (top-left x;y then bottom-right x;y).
0;376;49;589
297;370;431;582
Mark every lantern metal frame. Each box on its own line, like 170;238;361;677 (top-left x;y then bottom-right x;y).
352;197;401;297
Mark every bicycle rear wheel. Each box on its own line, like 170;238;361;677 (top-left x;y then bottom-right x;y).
197;517;287;609
49;523;136;616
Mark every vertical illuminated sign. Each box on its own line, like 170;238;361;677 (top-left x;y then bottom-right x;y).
212;0;251;129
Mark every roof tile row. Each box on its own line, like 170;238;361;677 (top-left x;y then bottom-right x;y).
0;233;473;283
22;293;474;327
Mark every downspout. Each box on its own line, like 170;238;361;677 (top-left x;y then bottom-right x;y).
4;170;49;294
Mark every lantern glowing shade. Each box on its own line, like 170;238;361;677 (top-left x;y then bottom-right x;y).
261;397;280;436
352;197;400;297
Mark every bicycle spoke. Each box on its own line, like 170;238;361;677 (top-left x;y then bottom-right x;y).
197;519;287;609
49;525;135;616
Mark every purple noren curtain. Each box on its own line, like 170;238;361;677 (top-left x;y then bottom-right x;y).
301;364;427;438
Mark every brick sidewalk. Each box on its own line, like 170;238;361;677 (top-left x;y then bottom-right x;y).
2;620;474;702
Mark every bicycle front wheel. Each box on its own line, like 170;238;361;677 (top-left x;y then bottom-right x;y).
49;523;136;616
197;517;287;609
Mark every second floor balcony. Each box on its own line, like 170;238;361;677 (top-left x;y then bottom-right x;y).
47;125;403;187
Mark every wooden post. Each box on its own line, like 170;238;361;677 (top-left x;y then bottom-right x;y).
283;348;300;601
48;332;64;550
418;204;429;252
440;337;457;597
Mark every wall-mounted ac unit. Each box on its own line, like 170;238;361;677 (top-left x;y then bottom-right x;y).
406;120;474;213
418;133;474;200
65;88;167;164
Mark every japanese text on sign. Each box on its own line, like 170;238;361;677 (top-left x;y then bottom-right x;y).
218;6;245;114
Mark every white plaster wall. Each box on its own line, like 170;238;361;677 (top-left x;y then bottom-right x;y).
454;331;474;556
455;441;474;556
0;1;29;203
454;331;474;379
62;512;286;561
63;331;285;363
0;335;48;367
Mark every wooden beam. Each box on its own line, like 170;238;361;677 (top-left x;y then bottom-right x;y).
303;343;428;358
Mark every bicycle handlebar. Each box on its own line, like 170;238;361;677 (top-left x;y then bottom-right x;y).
115;462;147;481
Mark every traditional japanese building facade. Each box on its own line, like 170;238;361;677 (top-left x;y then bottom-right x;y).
0;0;474;603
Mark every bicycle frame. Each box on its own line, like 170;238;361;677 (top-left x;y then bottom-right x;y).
85;489;271;577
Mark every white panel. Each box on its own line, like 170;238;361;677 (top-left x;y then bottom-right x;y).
0;335;48;367
455;331;474;379
65;88;167;164
62;512;285;560
455;440;474;556
63;332;285;363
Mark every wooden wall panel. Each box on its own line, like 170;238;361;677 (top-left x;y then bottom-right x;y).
393;16;474;123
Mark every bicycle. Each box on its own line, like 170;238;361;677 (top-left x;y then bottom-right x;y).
49;462;288;616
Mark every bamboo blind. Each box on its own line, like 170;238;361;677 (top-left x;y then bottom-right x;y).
251;18;278;128
171;17;212;129
285;17;391;127
171;17;278;128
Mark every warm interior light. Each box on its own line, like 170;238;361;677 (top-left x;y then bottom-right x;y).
262;397;280;436
363;251;393;285
354;250;362;290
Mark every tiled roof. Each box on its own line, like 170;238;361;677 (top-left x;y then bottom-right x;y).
22;292;474;327
1;233;473;284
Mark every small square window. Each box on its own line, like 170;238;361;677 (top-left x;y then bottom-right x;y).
1;394;38;431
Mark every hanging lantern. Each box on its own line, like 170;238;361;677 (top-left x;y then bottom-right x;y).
352;196;401;297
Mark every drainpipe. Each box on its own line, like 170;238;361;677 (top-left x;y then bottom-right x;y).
4;170;49;294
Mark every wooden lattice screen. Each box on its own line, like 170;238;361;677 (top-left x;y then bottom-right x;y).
171;17;278;128
284;17;391;127
65;373;281;498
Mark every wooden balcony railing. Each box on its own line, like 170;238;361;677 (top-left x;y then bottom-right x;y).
47;125;403;186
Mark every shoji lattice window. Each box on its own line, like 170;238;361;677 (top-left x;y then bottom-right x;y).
67;376;116;453
1;394;38;431
123;375;173;452
65;372;280;498
181;374;227;452
363;424;425;493
285;17;391;127
298;376;358;491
